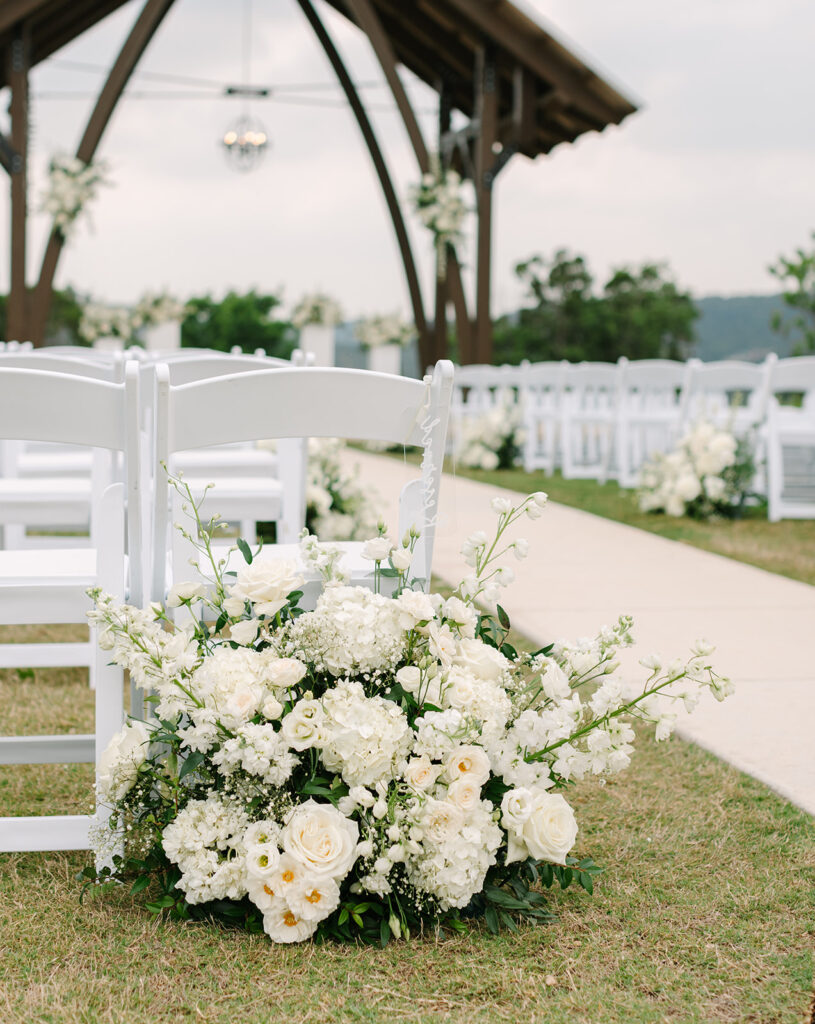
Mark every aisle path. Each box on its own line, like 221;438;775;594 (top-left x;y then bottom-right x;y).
344;449;815;816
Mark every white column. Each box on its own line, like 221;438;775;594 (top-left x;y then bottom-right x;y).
368;344;402;375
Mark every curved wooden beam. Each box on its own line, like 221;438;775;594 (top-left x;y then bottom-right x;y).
297;0;429;364
29;0;176;345
343;0;473;363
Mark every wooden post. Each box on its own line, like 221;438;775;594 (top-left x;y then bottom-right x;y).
6;24;29;342
433;80;452;365
474;45;497;366
28;0;176;346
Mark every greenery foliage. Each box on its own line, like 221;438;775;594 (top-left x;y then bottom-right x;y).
181;290;296;358
769;231;815;354
492;250;698;365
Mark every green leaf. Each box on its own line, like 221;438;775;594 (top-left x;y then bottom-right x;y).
484;904;499;935
337;908;349;926
578;872;594;894
496;604;511;629
178;751;205;781
237;538;253;564
130;875;151;895
379;918;390;948
378;568;400;578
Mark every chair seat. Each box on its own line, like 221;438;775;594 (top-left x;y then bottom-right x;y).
0;547;98;623
188;476;284;522
0;477;91;525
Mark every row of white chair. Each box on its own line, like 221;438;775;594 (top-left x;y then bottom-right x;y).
0;350;454;854
451;355;815;521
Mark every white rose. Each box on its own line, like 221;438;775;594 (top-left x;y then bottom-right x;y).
261;695;284;720
442;596;477;638
444;744;491;785
453;638;508;682
446;776;482;811
264;657;307;689
282;800;359;879
167;581;205;608
228;558;303;617
395;590;435;629
518;792;578;865
229;618;260;646
97;720;150;802
396;665;422;695
361;536;393;562
281;699;325;751
223;596;246;617
403;755;441;792
223;682;263;724
500;787;533;830
390;548;412;572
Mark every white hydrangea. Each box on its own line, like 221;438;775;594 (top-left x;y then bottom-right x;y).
211;723;299;785
162;795;250;904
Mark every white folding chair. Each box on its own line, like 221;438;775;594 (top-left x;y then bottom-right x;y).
766;356;815;521
0;364;141;852
559;362;623;481
522;361;569;474
150;362;454;606
682;358;774;436
612;359;691;488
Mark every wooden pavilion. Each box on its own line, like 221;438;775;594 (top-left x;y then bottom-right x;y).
0;0;637;366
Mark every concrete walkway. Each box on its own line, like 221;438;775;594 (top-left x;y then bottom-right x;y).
345;449;815;817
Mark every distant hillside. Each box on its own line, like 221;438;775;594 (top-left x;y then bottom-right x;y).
694;294;792;361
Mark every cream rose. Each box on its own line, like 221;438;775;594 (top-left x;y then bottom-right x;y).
228;558;303;617
446;776;482;812
403;755;442;792
444;744;491;786
396;665;422;695
97;720;150;801
500;787;533;831
421;798;465;844
517;792;578;865
280;699;325;751
263;657;307;689
453;637;508;682
282;800;359;879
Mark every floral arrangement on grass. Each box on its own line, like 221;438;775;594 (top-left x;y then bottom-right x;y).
355;314;415;350
306;438;384;541
79;291;188;346
409;159;468;273
86;485;731;946
637;420;756;519
291;293;343;330
40;153;110;241
455;390;524;471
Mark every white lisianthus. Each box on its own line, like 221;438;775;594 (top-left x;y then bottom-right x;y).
442;596;478;638
395;590;436;629
281;699;325;751
264;657;308;689
420;798;465;844
97;720;150;802
396;665;422;695
282;800;359;879
228;558;303;617
361;536;393;562
390;548;413;572
229;618;260;646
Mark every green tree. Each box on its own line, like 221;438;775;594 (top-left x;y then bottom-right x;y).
181;289;296;358
493;251;697;365
769;233;815;354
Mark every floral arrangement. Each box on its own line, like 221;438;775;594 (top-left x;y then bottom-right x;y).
40;153;110;241
455;390;524;471
637;421;756;519
291;293;343;330
306;438;384;541
409;159;468;273
355;314;415;350
79;291;188;346
86;485;731;946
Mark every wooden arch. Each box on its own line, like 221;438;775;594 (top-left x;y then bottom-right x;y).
0;0;637;365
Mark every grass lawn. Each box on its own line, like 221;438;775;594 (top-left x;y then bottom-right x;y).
1;631;813;1024
443;461;815;588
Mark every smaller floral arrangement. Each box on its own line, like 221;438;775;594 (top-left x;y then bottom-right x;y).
306;438;384;541
40;153;110;241
456;390;524;471
637;420;756;519
292;293;343;330
355;314;415;350
79;291;188;346
409;159;468;273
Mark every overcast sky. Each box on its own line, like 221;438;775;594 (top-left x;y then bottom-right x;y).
2;0;814;318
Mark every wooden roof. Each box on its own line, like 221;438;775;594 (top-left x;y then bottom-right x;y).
0;0;637;155
327;0;638;157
